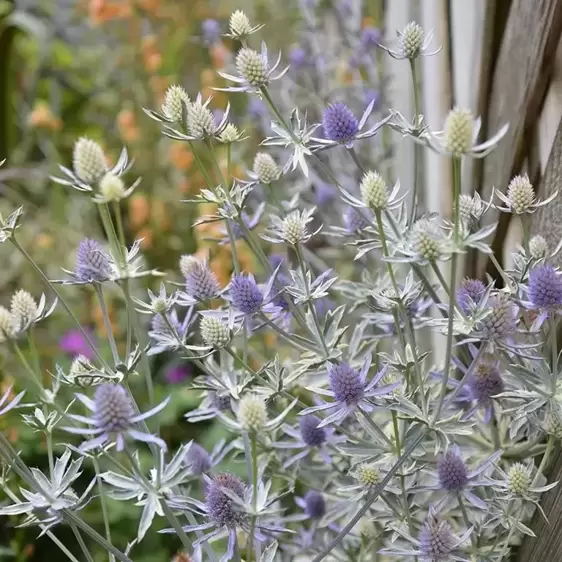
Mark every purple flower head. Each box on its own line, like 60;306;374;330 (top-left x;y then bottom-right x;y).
468;361;504;407
299;414;327;447
205;473;246;527
437;447;468;492
528;265;562;308
289;46;308;68
186;442;212;475
185;261;220;301
361;26;383;48
247;97;267;120
343;207;369;234
322;103;359;144
269;254;285;271
313;182;337;206
211;392;231;412
64;383;168;451
418;512;456;560
303;491;325;518
329;362;365;405
457;278;485;314
165;364;191;384
202;19;221;44
60;329;95;360
229;273;264;314
75;239;111;283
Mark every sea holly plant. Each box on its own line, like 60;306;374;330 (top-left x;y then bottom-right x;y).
0;6;559;562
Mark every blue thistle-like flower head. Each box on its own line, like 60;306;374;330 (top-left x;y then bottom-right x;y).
361;26;382;47
322;103;359;144
418;512;456;560
289;46;307;68
186;443;212;475
299;414;327;447
202;19;221;43
75;239;111;283
229;273;264;314
328;362;365;405
205;473;246;527
457;278;485;314
343;207;369;234
185;261;220;301
437;447;468;492
304;491;326;519
211;392;231;412
94;384;135;433
468;361;504;406
528;265;562;308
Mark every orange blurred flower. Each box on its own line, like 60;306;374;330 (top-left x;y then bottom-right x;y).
169;143;194;171
88;0;131;25
34;233;55;249
93;299;120;336
129;194;151;229
210;43;228;69
151;200;171;232
137;227;154;249
27;101;62;131
138;0;161;14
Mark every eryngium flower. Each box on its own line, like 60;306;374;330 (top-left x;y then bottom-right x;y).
478;292;517;341
437;448;468;491
528;265;562;308
10;290;38;331
212;393;231;412
299;414;326;446
506;175;535;214
468;361;504;408
185;443;212;475
179;255;198;278
184;260;220;301
457;278;485;314
99;172;126;202
410;220;442;261
162;85;191;122
529;235;549;259
236;48;269;87
443;108;473;156
343;207;369;234
229;274;263;314
0;306;16;341
355;463;381;487
303;491;325;518
282;211;309;245
329;362;365;405
200;316;230;349
67;355;106;387
360;171;388;210
75;238;111;283
399;22;424;58
205;472;246;527
418;512;457;560
228;10;255;39
237;394;267;432
507;463;531;496
219;124;243;144
187;99;217;138
322;103;359;144
458;193;485;227
73;138;107;184
201;19;221;44
253;152;281;184
64;383;168;451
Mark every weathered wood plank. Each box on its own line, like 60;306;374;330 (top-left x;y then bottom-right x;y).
475;0;562;277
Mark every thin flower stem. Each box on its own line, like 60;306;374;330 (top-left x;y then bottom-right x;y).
349;147;366;175
48;530;83;562
457;495;477;551
521;214;531;253
99;203;125;270
429;261;450;297
95;285;119;366
161;501;194;554
259;313;318;353
491;404;502;450
488;253;513;290
311;429;426;562
532;435;555;487
550;316;559;392
92;455;116;562
259;87;294;139
70;522;95;562
10;237;112;372
10;340;43;394
359;408;395;451
113;201;127;249
409;58;422;225
233;536;243;562
46;429;55;481
392;411;415;536
246;432;259;560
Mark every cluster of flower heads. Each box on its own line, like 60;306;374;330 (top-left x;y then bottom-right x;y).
1;5;562;562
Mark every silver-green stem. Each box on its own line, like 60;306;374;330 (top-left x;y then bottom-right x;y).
457;495;477;551
94;284;119;365
430;261;450;297
409;58;422;225
246;432;259;560
70;521;95;562
93;455;116;562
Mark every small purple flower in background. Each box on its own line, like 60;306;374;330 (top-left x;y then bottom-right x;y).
297;490;326;519
63;383;169;451
201;19;221;44
300;357;398;427
322;103;359;145
289;46;308;69
457;278;485;314
313;181;337;207
184;440;231;475
72;238;111;284
60;328;95;360
247;97;267;120
524;265;562;329
361;26;383;48
273;413;345;467
185;391;232;423
165;364;191;384
343;207;371;234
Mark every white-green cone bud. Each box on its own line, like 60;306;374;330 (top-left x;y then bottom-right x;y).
400;21;424;59
357;518;378;539
162;85;191;122
200;316;230;349
410;220;442;261
507;463;531;496
73;138;107;184
187;101;216;139
529;235;549;259
179;255;199;278
219;124;241;144
0;306;16;342
443;108;474;156
229;10;253;39
355;463;381;487
458;194;484;225
236;48;269;87
253;152;281;184
10;290;38;331
238;394;268;431
506;174;535;214
99;172;125;201
543;409;562;439
360;171;388;210
282;212;308;245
